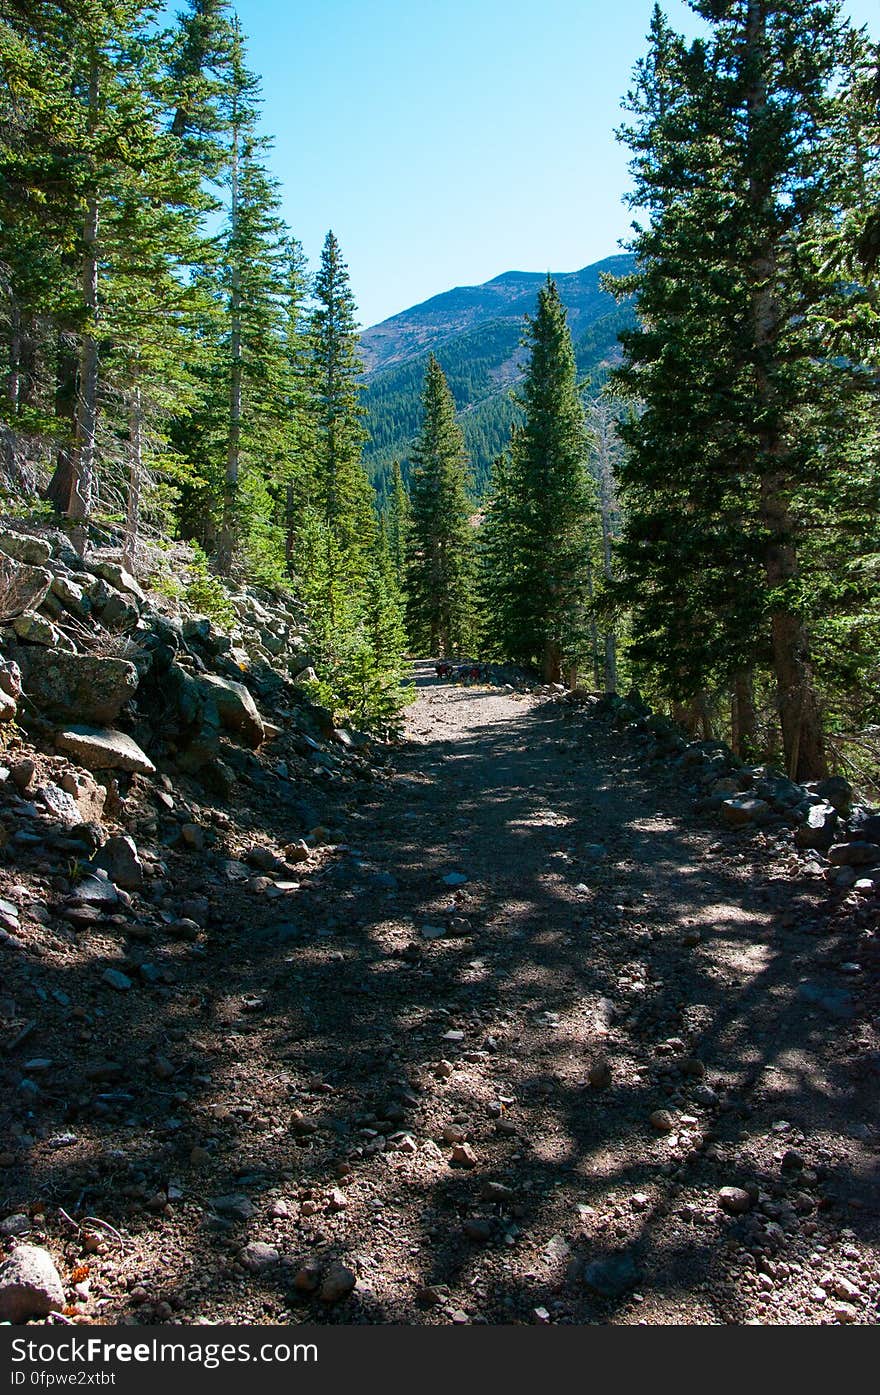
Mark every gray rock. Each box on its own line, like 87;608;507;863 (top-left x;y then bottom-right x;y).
50;573;90;617
794;801;838;850
0;1214;31;1236
319;1261;356;1303
815;776;853;816
0;1243;64;1322
0;688;15;723
20;651;138;723
721;797;772;826
212;1194;254;1221
582;1250;641;1298
55;726;155;775
828;841;880;867
92;835;144;891
239;1241;280;1274
12;611;69;648
0;658;22;700
35;783;81;827
0;560;53;618
102;968;132;991
796;981;855;1020
719;1186;753;1215
197;673;264;747
68;873;119;908
90;560;146;605
0;532;52;566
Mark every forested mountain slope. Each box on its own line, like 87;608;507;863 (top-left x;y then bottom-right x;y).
361;255;636;499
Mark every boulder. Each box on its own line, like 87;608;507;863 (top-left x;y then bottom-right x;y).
0;688;16;724
12;611;72;648
0;532;52;566
828;841;880;867
0;560;53;619
55;726;155;775
21;651;138;723
0;1243;64;1322
197;673;264;747
50;573;90;618
721;797;772;827
815;776;854;816
90;560;146;605
793;801;838;850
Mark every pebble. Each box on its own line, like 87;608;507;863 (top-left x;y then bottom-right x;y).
650;1109;675;1133
102;968;133;992
719;1187;754;1216
239;1241;279;1274
463;1218;493;1241
319;1261;356;1303
588;1058;612;1090
449;1143;478;1168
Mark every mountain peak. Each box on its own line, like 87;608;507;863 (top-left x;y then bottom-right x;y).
361;253;636;500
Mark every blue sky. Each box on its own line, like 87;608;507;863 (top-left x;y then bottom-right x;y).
230;0;878;328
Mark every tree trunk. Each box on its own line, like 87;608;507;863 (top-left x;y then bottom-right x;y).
68;190;100;555
543;637;562;684
730;668;757;758
123;368;143;572
42;330;79;512
604;630;618;694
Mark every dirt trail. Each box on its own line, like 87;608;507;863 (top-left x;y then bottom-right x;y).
6;662;879;1324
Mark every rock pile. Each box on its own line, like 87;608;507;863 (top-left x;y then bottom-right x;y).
575;690;880;894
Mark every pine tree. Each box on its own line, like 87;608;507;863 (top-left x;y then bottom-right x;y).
385;459;410;593
308;230;374;584
406;354;475;656
610;0;879;778
506;277;596;681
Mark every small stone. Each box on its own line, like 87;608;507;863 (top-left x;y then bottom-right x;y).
211;1193;254;1221
456;1212;493;1243
588;1057;612;1090
449;1143;478;1168
102;968;133;992
239;1241;279;1274
832;1301;858;1324
442;872;469;886
719;1186;753;1215
293;1261;322;1293
319;1261;356;1303
441;1125;466;1144
421;924;446;939
649;1109;675;1133
180;823;205;851
0;1244;65;1322
326;1188;348;1212
0;1214;31;1237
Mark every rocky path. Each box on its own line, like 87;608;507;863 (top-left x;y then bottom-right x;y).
2;662;878;1324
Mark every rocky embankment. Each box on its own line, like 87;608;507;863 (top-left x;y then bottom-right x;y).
0;524;393;1321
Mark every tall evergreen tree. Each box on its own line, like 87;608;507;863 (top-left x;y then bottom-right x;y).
307;230;374;581
610;0;879;778
406;354;475;656
505;277;596;681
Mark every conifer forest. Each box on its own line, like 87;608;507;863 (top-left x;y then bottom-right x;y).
0;0;879;1335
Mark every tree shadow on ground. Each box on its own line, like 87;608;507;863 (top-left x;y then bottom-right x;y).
1;678;877;1325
